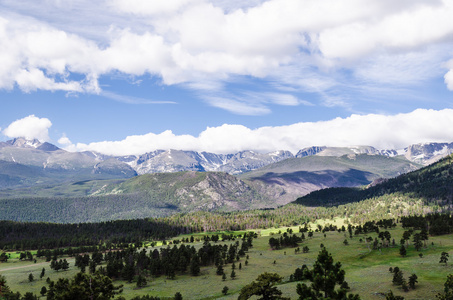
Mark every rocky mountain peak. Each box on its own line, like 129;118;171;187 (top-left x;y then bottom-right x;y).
6;137;43;148
3;137;60;152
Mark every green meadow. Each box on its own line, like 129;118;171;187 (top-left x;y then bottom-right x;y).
1;221;452;299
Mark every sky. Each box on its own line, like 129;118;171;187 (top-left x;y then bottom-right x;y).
0;0;453;155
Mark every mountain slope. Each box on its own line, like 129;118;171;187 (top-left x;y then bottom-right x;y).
92;171;276;211
0;138;137;189
238;154;421;204
294;154;453;208
0;171;276;223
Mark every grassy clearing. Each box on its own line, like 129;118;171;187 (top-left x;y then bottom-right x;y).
1;223;453;299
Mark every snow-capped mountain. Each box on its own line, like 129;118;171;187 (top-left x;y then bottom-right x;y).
294;144;453;165
403;143;453;165
1;137;453;189
120;149;294;175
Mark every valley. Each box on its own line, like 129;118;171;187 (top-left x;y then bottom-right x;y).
1;217;453;299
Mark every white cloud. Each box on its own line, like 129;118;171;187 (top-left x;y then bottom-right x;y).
446;70;453;90
0;0;453;112
2;115;52;142
445;60;453;90
57;135;72;146
65;109;453;155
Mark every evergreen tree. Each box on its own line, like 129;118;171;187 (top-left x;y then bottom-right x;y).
392;270;404;286
190;255;200;276
40;286;47;297
28;273;34;282
408;274;418;289
46;272;123;300
62;259;69;271
440;252;449;265
23;292;37;300
437;274;453;300
230;269;236;280
412;233;423;251
122;261;135;283
399;245;406;257
136;274;147;288
238;273;289;300
295;248;360;299
222;286;229;295
216;264;224;275
385;290;405;300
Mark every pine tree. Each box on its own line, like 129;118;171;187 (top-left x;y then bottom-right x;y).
40;286;47;297
174;292;183;300
136;274;147;288
190;255;200;276
216;264;224;275
238;273;289;300
440;252;449;265
295;247;360;299
230;269;236;280
392;270;404;286
408;274;418;289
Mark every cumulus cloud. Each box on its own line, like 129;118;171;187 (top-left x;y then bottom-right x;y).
2;115;52;142
57;135;72;146
63;109;453;156
0;0;452;114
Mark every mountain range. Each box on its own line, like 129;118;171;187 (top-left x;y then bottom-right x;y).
2;137;452;177
1;137;452;196
1;137;452;222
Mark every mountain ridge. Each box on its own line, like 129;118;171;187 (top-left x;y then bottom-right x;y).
1;137;452;193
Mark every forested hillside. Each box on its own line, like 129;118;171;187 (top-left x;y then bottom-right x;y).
0;172;278;223
295;154;453;208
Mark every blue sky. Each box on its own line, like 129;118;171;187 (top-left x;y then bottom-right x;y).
1;0;453;155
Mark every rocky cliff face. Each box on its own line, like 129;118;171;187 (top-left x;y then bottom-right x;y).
404;143;453;165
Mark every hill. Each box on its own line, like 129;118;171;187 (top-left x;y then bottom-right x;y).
294;154;453;208
239;154;420;205
0;171;279;223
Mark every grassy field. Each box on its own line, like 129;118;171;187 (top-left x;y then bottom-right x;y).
1;222;453;299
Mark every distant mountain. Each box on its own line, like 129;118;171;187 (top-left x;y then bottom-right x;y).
120;149;294;175
295;144;453;165
1;137;453;196
0;138;136;189
238;154;421;205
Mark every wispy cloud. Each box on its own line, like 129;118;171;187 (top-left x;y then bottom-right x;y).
0;0;452;113
100;91;177;105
